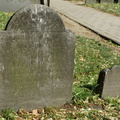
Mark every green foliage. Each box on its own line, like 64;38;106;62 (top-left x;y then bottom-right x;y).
104;97;120;110
84;3;120;17
73;36;120;105
0;108;15;120
74;36;120;82
0;12;13;30
72;84;94;106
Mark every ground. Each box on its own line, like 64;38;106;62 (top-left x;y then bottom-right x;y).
59;13;120;52
58;3;120;53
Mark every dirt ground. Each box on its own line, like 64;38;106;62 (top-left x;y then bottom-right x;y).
59;13;101;39
58;13;120;52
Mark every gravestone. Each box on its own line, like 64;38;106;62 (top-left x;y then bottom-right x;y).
0;4;75;111
96;66;120;98
0;0;40;12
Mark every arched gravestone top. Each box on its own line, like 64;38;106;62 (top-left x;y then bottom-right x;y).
6;4;65;32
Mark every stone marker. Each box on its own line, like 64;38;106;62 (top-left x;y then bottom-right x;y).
0;0;40;12
0;5;75;111
96;66;120;98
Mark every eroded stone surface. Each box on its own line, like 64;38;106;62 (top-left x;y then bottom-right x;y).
6;5;65;32
0;5;75;111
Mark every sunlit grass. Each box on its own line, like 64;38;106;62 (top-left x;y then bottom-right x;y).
84;3;120;16
0;12;13;30
73;36;120;103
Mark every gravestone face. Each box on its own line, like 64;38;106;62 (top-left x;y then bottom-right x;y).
85;0;97;4
0;0;40;12
96;66;120;98
100;0;114;3
0;5;75;111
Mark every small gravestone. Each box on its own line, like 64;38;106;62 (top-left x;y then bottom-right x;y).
0;5;75;111
0;0;40;12
101;0;114;3
96;66;120;98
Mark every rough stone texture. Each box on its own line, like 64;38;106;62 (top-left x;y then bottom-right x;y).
96;66;120;98
0;0;40;12
85;0;97;4
101;0;114;3
0;5;75;111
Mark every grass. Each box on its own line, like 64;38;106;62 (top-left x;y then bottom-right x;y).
0;108;16;120
84;3;120;17
0;11;120;119
72;36;120;106
66;0;120;17
74;36;120;85
0;12;13;30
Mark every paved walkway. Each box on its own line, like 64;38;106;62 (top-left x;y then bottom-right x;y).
51;0;120;45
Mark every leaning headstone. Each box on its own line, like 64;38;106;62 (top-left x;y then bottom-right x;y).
0;5;75;111
85;0;97;4
0;0;40;12
100;0;114;3
96;66;120;98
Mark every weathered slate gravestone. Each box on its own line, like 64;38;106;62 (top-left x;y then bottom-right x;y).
96;66;120;98
0;0;40;12
0;4;75;111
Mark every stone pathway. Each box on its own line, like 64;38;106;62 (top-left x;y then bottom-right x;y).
51;0;120;45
